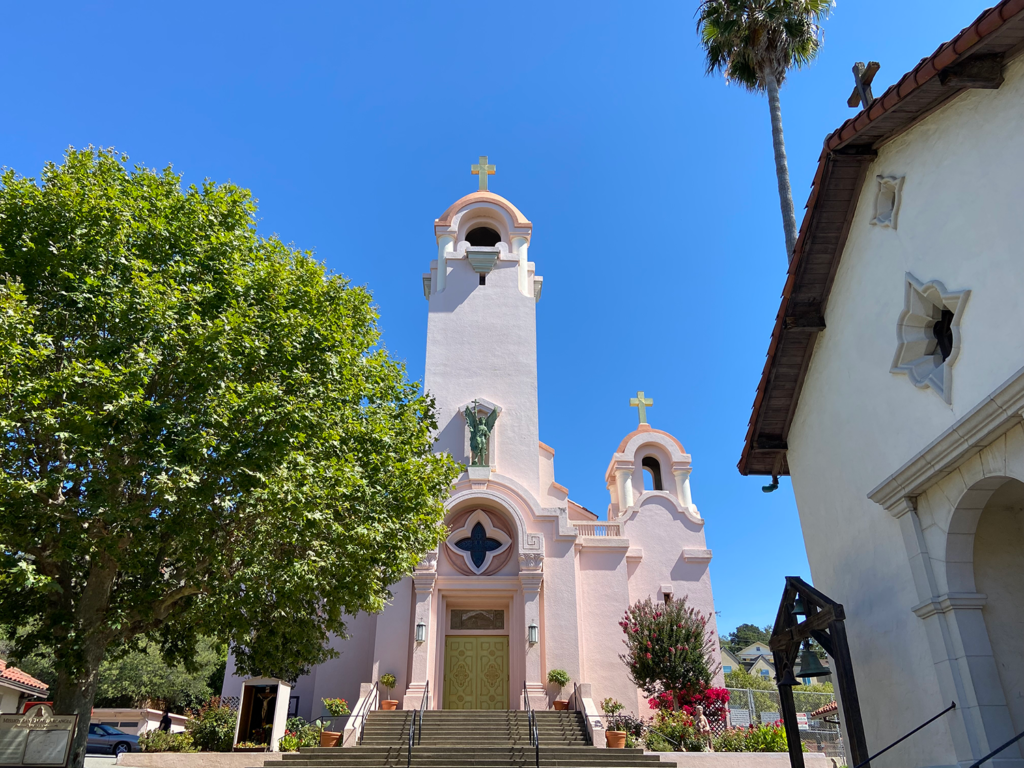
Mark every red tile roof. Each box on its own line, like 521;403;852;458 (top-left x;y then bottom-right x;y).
0;659;49;695
811;700;838;718
739;0;1024;476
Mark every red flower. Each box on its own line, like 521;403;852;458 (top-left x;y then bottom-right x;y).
645;652;652;659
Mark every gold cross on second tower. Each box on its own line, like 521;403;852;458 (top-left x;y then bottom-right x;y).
630;391;653;425
471;156;496;191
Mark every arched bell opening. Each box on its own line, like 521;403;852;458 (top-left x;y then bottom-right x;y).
466;226;501;247
641;455;664;492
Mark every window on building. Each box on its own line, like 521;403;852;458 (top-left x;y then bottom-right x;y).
641;456;663;491
723;666;732;674
760;669;770;678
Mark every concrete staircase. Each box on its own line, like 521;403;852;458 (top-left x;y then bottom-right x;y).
265;710;665;768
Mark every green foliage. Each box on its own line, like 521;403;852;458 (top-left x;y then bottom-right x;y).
138;731;198;753
725;667;835;714
619;596;717;700
0;148;460;734
723;623;772;654
600;698;623;716
96;637;226;710
379;673;396;698
322;697;350;716
713;726;749;752
278;733;301;752
744;722;790;752
547;669;570;690
696;0;833;90
234;742;266;749
185;698;236;752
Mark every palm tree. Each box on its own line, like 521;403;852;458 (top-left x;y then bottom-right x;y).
697;0;833;264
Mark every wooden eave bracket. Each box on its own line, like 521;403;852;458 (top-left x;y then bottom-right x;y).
939;54;1005;89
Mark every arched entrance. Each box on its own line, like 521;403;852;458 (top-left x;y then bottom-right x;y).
945;476;1024;759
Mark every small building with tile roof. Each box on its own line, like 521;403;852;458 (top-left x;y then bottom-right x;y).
0;658;48;714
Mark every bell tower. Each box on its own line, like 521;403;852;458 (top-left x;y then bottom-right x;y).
423;159;543;494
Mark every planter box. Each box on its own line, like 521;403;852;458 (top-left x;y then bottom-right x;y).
232;747;267;753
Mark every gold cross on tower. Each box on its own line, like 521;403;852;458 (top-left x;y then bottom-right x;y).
471;156;496;191
629;391;653;425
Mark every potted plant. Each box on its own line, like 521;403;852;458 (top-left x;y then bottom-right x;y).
379;673;398;710
547;669;571;710
319;698;350;747
602;698;627;749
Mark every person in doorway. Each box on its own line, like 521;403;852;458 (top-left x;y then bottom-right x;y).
159;710;172;732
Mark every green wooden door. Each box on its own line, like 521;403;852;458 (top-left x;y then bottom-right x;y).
442;636;508;710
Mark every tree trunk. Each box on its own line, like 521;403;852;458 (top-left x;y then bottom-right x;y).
52;637;107;768
764;71;799;264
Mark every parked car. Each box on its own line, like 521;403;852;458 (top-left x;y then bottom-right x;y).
86;723;139;755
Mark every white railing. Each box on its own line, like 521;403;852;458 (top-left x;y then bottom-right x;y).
573;522;622;537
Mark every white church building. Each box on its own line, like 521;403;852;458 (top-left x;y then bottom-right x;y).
740;3;1024;767
224;171;722;727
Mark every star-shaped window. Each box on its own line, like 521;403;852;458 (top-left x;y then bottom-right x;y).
891;274;970;404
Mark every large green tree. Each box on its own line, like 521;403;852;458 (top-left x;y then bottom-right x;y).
697;0;833;263
0;148;460;767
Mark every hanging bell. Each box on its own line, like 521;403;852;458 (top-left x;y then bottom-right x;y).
791;597;807;617
777;665;800;687
796;642;832;679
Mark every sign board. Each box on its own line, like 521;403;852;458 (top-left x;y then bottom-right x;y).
0;705;78;767
728;708;751;727
797;713;809;729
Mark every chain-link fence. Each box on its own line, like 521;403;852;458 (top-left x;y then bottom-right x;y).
725;688;845;765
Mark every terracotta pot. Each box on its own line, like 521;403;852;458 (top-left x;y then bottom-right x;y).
606;731;627;749
381;700;399;711
552;700;568;711
320;731;341;748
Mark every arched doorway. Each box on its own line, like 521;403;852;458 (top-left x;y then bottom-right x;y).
971;478;1024;738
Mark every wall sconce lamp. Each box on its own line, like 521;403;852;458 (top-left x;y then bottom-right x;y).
415;621;427;643
528;622;539;646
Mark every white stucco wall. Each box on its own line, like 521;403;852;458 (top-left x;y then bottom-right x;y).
786;55;1024;767
0;686;20;714
425;253;540;496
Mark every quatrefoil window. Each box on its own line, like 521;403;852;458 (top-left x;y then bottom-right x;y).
445;510;512;575
891;274;970;404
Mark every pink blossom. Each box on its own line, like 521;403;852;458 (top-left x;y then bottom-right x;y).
645;652;652;659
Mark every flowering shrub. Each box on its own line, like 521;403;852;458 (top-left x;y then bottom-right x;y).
284;717;319;748
648;686;729;723
234;742;267;750
620;596;718;705
279;732;302;752
645;709;704;752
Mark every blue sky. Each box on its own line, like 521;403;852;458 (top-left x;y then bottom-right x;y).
1;0;992;635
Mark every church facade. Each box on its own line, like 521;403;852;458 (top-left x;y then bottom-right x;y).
224;174;722;725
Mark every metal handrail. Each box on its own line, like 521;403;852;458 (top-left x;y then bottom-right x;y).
406;681;430;768
523;682;539;768
568;682;590;746
969;728;1024;768
418;681;429;745
354;681;380;746
853;702;956;768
